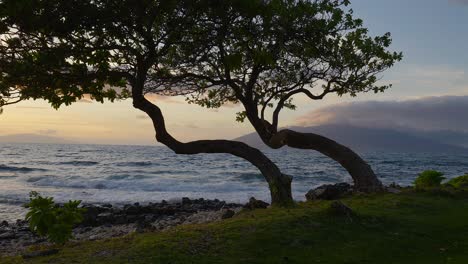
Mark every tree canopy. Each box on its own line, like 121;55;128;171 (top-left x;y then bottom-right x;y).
0;0;401;115
151;0;402;142
0;0;192;107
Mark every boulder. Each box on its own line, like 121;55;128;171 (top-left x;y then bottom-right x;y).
305;183;352;201
243;197;269;210
328;201;354;217
221;209;235;219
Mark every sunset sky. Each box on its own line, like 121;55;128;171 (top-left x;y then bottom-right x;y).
1;0;467;145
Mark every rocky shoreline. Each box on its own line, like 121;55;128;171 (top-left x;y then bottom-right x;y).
0;183;402;257
0;197;247;256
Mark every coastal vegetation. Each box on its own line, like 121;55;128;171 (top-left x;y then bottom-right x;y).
446;175;468;189
2;190;468;263
414;170;446;190
0;0;401;206
25;192;85;245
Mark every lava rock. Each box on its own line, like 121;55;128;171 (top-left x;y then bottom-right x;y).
221;209;235;219
0;231;16;240
244;197;269;210
182;197;191;205
305;183;352;201
328;201;354;217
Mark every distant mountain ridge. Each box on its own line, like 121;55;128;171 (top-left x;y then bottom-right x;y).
234;124;468;154
0;134;75;144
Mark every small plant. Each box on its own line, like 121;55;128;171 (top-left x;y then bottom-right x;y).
26;191;86;244
414;170;445;189
446;175;468;189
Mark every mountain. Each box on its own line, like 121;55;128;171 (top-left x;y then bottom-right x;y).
0;134;75;144
234;124;468;154
410;130;468;148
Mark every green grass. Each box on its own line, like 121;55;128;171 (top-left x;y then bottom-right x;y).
2;191;468;264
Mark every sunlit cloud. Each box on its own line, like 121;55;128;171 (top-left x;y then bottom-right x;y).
14;106;48;110
145;94;184;104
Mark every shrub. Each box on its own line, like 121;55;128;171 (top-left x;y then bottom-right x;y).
446;175;468;189
25;191;86;244
414;170;445;189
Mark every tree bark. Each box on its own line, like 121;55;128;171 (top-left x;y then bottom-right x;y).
132;94;294;206
268;129;384;192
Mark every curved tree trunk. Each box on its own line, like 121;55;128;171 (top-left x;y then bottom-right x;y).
267;129;384;192
132;94;293;206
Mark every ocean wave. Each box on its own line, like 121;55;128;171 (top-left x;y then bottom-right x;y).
233;172;264;181
106;174;152;180
26;176;52;183
79;149;104;153
115;161;152;167
0;165;47;173
58;161;99;166
0;174;17;179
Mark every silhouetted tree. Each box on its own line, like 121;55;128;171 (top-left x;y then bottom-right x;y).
0;0;401;206
150;0;402;192
0;0;295;206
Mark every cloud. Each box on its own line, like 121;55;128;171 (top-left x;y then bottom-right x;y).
136;114;149;120
185;123;199;129
37;129;58;135
449;0;468;5
14;106;48;110
144;94;184;104
296;95;468;132
78;98;93;103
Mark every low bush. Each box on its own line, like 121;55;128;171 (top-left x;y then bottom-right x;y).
25;191;86;244
414;170;445;189
445;175;468;189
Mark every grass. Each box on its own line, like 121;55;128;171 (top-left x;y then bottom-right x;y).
2;191;468;264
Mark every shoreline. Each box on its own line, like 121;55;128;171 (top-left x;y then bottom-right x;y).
0;197;245;256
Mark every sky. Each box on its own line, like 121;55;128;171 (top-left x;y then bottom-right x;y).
1;0;468;145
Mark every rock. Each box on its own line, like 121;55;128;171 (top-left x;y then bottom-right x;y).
114;215;127;225
328;201;354;217
97;212;113;217
101;203;113;208
244;197;269;210
388;182;401;188
125;205;141;215
18;226;30;232
305;183;352;201
22;249;59;259
387;187;402;194
0;221;8;227
221;209;235;219
182;197;191;205
0;231;16;239
89;235;98;241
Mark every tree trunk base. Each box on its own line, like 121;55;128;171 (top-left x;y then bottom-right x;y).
269;174;295;207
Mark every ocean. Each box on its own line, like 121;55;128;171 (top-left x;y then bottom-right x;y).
1;143;467;222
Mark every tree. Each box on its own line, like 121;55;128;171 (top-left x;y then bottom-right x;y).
0;0;294;206
0;0;401;207
149;0;402;192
